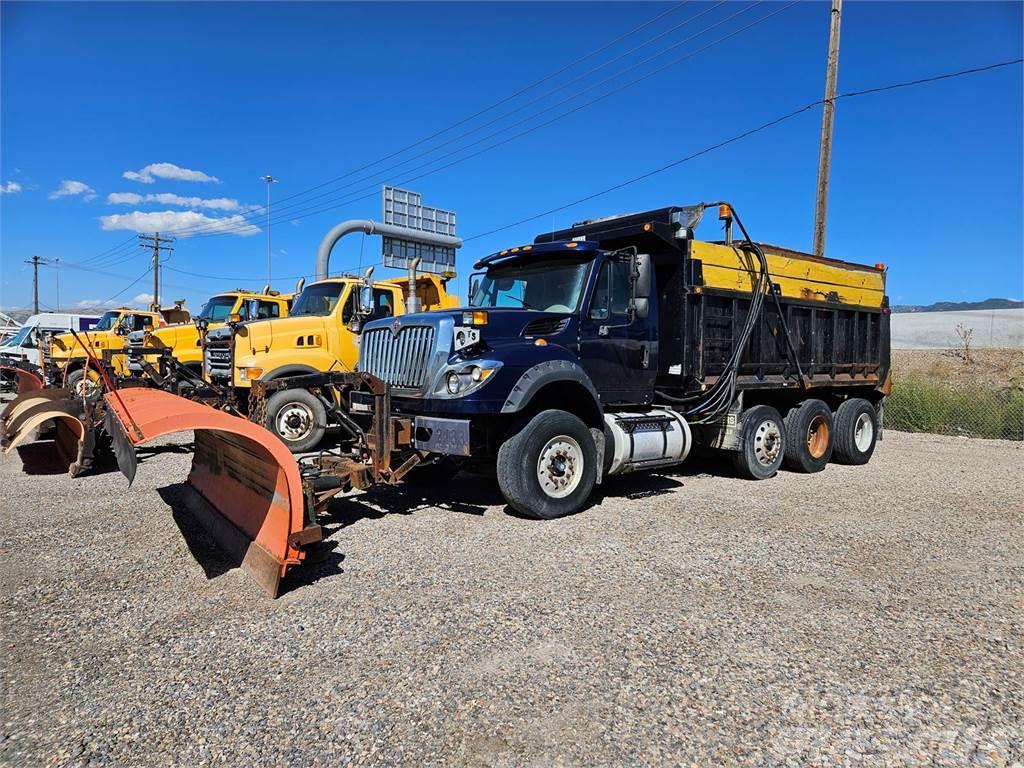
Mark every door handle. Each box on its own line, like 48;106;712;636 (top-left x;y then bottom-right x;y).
641;345;650;369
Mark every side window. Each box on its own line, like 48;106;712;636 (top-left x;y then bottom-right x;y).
589;259;632;320
256;301;280;319
127;315;150;331
373;290;394;319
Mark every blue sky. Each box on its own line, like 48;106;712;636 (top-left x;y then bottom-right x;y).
1;1;1021;312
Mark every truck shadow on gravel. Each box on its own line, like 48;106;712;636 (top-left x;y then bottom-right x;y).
149;455;732;597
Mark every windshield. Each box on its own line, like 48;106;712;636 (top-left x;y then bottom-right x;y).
199;295;238;322
471;257;591;312
2;326;31;348
94;311;121;331
290;282;345;317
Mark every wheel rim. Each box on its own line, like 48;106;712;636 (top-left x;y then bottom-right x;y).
74;372;101;398
275;402;314;442
536;435;584;499
806;414;830;459
854;412;874;452
754;418;782;466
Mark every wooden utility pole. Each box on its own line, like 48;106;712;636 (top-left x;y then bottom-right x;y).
24;255;43;313
138;232;175;310
813;0;842;258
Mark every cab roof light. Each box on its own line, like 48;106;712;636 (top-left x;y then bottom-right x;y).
718;204;732;220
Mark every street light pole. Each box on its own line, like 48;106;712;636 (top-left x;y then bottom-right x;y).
259;175;278;287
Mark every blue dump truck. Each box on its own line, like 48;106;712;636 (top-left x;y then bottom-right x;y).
350;202;891;519
12;201;889;595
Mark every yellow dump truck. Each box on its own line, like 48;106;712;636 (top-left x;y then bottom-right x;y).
50;304;191;396
123;288;293;382
203;271;457;450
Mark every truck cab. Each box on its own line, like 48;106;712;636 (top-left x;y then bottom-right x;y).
50;305;190;395
204;272;457;450
124;289;291;380
358;204;890;519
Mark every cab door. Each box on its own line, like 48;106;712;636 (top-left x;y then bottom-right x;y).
578;256;656;406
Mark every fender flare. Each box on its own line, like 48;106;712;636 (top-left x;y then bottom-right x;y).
103;388;318;597
500;360;601;419
261;364;322;382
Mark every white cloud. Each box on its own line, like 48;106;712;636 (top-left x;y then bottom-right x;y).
75;299;118;310
106;192;143;205
49;179;97;201
99;209;260;238
123;162;219;185
132;293;155;306
0;181;21;194
106;191;249;211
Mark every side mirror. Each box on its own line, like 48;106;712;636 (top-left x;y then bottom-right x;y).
469;278;480;304
357;285;374;316
632;253;652;320
246;299;261;320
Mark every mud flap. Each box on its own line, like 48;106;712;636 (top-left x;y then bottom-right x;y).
0;388;94;476
103;388;321;597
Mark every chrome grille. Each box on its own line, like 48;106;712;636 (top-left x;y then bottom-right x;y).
360;326;435;390
126;331;146;373
204;343;233;379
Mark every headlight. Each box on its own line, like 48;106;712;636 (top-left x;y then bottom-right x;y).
446;371;462;395
436;361;502;398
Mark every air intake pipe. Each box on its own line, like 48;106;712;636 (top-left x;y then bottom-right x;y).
315;220;462;281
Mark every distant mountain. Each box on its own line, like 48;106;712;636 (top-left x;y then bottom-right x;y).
892;298;1024;313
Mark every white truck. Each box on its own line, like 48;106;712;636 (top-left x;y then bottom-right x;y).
0;312;101;381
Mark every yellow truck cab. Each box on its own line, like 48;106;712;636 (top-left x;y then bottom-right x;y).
50;304;190;395
204;271;457;450
124;289;292;380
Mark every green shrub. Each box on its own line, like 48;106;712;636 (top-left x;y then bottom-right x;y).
886;377;1024;440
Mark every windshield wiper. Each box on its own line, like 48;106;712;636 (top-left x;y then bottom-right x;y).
501;294;543;311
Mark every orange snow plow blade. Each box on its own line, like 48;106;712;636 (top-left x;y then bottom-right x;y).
1;388;93;476
0;365;45;394
103;388;321;597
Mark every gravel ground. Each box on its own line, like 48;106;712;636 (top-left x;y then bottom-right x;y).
1;429;1022;767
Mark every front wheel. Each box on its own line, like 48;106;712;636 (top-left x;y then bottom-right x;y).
265;388;327;453
66;367;102;398
496;409;597;519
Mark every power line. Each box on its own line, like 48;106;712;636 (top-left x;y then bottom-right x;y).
171;1;729;236
464;57;1024;243
160;1;768;239
184;1;794;239
203;1;693;221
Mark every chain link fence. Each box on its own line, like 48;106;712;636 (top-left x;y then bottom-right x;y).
886;348;1023;440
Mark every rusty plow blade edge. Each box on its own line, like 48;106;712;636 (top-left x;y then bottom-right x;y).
104;388;320;597
0;365;45;395
1;388;93;476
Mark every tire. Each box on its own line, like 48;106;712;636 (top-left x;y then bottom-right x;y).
783;399;834;473
404;457;461;486
496;409;597;519
731;404;786;480
833;398;878;465
67;367;102;398
265;388;327;453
